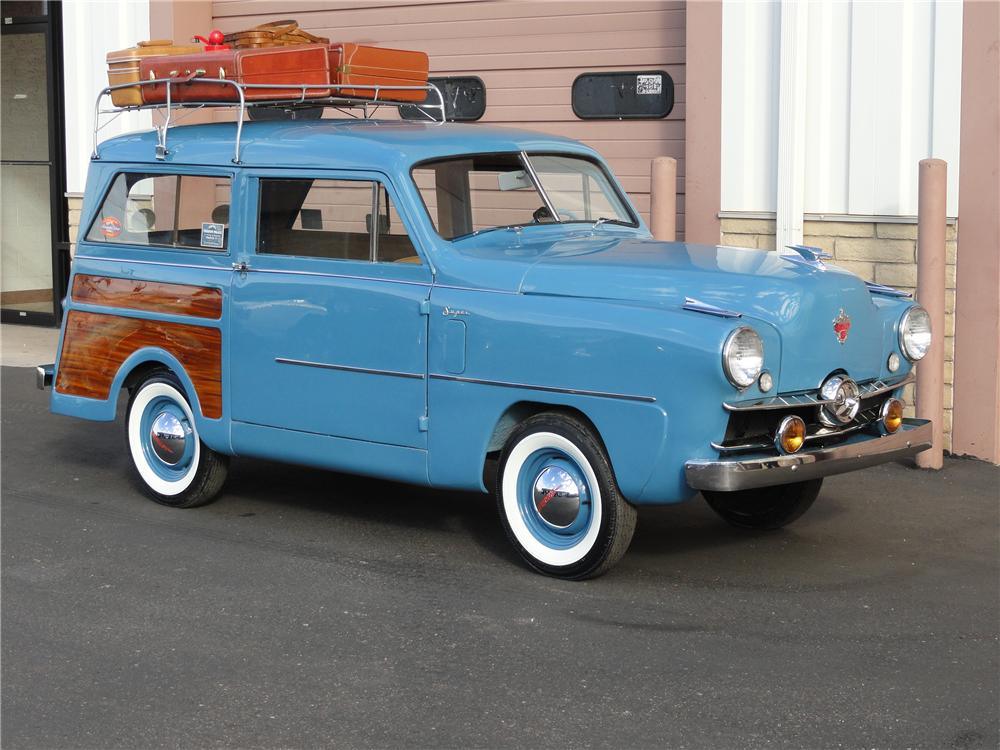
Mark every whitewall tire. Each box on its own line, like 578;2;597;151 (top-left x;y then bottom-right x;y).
496;413;637;579
125;370;228;508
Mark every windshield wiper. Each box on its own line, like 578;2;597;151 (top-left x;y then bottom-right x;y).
592;217;633;229
451;225;523;242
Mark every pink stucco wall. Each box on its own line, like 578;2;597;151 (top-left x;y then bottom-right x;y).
952;0;1000;463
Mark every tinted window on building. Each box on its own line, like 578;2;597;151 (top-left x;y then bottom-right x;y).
400;76;486;122
572;71;674;120
86;173;231;250
257;178;418;264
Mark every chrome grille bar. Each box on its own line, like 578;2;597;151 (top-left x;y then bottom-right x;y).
722;373;913;412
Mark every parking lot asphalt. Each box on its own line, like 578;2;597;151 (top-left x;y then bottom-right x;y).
2;364;998;749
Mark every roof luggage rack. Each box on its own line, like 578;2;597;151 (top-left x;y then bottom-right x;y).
93;77;447;164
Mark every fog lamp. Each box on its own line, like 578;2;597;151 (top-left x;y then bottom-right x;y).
775;415;806;454
881;398;904;434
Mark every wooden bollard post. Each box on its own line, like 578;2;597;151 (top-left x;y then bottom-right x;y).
916;158;947;469
650;157;677;241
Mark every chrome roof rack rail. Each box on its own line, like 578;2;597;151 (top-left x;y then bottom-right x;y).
93;78;447;165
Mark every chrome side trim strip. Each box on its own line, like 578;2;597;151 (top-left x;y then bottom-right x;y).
686;419;932;491
865;281;913;298
682;297;742;318
275;357;424;380
723;373;914;412
82;255;520;295
429;373;656;403
80;255;227;272
251;266;432;288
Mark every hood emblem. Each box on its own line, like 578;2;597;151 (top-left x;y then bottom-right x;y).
833;309;851;344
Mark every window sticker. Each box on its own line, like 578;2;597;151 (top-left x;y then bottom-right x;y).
636;74;662;95
200;222;225;249
100;216;122;238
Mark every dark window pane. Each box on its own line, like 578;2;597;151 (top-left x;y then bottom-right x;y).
572;71;674;120
400;76;486;122
1;1;47;19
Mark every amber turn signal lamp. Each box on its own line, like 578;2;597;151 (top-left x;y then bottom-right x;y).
775;415;806;454
881;398;904;434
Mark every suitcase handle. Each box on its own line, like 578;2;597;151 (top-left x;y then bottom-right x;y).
253;19;298;34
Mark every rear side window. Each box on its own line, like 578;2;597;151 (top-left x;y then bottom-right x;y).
256;178;419;264
86;173;232;250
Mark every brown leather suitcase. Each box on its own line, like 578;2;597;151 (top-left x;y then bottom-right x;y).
140;44;331;103
106;40;203;106
330;44;429;102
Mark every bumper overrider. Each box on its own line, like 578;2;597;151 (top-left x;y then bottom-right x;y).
685;418;932;492
36;363;54;390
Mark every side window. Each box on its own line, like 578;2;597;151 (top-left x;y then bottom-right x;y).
86;173;231;250
257;178;419;264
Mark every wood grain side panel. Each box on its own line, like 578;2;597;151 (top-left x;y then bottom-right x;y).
72;275;223;320
55;311;223;419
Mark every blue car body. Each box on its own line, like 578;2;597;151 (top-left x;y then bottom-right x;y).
50;120;927;507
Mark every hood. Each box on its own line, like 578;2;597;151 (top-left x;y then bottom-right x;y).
511;235;886;390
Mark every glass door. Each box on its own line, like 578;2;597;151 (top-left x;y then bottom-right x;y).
1;7;65;325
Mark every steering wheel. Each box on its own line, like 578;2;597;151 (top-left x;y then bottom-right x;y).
533;206;589;223
532;206;554;223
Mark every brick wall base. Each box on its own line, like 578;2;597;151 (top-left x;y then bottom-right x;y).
720;216;957;451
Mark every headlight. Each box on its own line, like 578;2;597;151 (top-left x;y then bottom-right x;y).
899;306;932;361
723;326;764;388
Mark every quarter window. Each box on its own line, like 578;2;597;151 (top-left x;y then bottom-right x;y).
86;173;231;250
256;178;419;264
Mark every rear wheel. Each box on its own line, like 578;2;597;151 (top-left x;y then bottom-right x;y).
125;370;228;508
496;413;636;579
703;479;822;530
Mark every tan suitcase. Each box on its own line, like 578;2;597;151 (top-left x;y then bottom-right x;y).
106;40;203;106
224;20;329;50
331;43;429;102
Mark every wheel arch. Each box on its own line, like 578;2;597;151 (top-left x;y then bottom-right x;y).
113;348;230;454
482;400;609;491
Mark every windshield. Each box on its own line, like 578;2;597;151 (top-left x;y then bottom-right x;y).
411;152;637;241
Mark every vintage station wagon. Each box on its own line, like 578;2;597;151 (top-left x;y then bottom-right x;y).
40;117;933;579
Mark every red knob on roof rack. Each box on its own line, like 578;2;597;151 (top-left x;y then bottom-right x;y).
193;29;230;51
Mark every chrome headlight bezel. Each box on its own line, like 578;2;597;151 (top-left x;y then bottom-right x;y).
899;305;932;361
722;326;764;389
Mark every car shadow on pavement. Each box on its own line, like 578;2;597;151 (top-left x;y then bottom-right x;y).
38;389;857;574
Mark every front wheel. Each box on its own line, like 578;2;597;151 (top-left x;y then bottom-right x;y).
125;370;228;508
496;413;636;579
703;478;823;530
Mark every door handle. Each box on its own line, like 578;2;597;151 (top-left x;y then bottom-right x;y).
232;260;250;273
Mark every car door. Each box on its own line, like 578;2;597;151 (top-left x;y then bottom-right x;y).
229;171;430;449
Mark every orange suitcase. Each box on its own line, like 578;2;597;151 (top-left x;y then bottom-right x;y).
330;44;429;102
106;39;203;106
140;44;331;103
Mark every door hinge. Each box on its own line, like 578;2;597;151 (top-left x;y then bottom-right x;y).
419;299;431;316
418;415;429;432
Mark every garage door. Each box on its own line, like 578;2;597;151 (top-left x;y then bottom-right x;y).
213;0;686;235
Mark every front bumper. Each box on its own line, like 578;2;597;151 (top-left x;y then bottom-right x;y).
685;418;932;492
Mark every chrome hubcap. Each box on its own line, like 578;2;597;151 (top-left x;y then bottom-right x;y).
149;411;189;465
532;466;582;528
